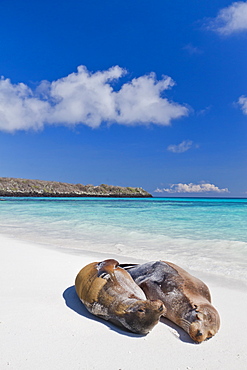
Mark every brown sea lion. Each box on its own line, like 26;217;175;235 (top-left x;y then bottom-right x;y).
121;261;220;342
75;259;166;334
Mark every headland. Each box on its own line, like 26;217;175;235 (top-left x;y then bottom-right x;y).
0;177;152;198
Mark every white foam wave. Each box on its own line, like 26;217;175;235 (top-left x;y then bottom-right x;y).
0;221;246;284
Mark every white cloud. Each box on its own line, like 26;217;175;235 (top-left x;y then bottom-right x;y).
114;73;188;125
196;105;212;116
155;182;229;194
0;77;50;132
0;66;189;133
167;140;194;153
238;95;247;114
183;44;203;55
206;1;247;35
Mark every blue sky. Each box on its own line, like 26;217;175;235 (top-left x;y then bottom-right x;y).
0;0;247;196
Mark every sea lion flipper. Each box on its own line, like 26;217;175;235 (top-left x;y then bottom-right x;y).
97;259;119;280
119;263;138;270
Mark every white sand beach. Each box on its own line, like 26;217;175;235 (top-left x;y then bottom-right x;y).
1;234;247;370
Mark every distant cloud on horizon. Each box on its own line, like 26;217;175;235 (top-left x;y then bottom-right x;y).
167;140;195;153
0;65;189;133
205;1;247;35
155;182;230;194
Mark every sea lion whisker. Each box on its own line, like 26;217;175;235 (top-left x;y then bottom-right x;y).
180;318;191;331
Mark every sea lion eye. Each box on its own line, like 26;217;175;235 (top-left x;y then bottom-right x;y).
196;312;204;321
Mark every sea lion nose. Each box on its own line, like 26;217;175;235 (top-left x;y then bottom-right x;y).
196;330;203;337
158;304;164;312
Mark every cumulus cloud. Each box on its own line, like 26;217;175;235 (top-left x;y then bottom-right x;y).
155;182;229;194
238;95;247;114
167;140;194;153
0;66;189;133
206;1;247;35
0;77;50;132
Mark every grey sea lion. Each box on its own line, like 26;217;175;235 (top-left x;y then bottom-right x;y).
120;261;220;342
75;259;166;334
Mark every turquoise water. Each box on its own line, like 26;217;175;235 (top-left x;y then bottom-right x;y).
0;197;247;282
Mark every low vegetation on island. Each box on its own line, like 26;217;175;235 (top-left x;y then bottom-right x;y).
0;177;152;198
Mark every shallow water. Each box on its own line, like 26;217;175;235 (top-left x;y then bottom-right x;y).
0;197;247;282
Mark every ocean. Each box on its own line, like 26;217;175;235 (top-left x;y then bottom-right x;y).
0;197;247;284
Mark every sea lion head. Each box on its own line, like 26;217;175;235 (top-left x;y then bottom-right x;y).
188;303;220;343
120;299;166;335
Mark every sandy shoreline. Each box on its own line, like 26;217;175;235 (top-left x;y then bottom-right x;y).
1;234;247;369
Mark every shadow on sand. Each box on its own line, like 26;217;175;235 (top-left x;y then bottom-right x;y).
63;285;196;344
62;285;144;338
160;317;196;344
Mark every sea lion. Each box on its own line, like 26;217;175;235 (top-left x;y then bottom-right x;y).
121;261;220;342
75;259;166;334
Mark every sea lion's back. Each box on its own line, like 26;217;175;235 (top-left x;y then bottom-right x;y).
75;262;107;304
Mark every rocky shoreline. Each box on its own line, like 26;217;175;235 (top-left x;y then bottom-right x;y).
0;177;152;198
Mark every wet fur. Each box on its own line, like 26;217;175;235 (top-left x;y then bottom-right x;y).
75;259;165;334
121;261;220;342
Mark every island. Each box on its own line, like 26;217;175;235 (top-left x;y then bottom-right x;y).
0;177;152;198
